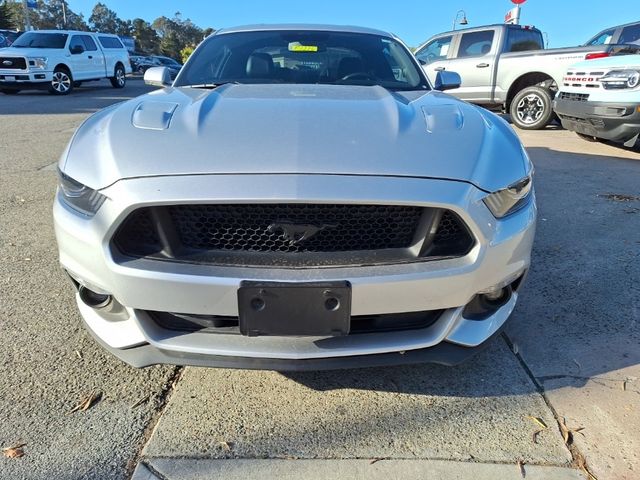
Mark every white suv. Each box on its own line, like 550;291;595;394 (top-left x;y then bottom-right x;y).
0;30;132;95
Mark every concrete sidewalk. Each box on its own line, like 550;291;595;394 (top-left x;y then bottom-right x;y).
133;459;585;480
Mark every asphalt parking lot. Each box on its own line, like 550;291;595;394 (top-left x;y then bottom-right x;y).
0;79;638;480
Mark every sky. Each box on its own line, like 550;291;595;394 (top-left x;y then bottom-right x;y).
65;0;637;48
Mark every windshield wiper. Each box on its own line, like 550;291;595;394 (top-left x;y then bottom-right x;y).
184;81;240;89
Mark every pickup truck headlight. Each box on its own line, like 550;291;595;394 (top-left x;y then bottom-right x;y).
57;169;106;216
601;69;640;89
483;176;533;218
28;57;48;69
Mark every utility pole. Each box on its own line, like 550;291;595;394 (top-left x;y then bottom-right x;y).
62;0;67;28
22;0;32;31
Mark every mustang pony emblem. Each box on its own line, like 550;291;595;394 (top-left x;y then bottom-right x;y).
267;221;336;246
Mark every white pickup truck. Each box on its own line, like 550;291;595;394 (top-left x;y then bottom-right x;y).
415;24;640;130
0;30;132;95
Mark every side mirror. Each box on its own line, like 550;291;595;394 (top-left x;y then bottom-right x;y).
434;71;461;91
70;45;84;55
144;66;172;87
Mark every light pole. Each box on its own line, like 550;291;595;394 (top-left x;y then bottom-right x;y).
452;10;468;31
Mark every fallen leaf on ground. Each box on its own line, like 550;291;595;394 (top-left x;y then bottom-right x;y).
130;395;149;409
370;457;388;465
217;441;233;452
517;459;526;478
525;416;547;429
532;429;543;444
558;417;585;446
69;391;101;413
2;443;26;459
576;453;598;480
599;193;640;202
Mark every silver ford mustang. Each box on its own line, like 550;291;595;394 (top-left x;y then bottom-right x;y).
53;25;536;370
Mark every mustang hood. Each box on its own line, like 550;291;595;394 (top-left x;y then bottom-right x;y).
62;84;528;192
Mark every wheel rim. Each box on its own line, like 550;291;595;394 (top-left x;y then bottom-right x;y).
116;68;125;86
515;94;544;125
52;71;71;93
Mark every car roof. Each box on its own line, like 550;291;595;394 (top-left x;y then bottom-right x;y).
28;30;118;36
215;24;395;38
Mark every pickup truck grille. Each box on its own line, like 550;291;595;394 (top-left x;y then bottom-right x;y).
0;57;26;70
558;92;590;102
112;204;475;268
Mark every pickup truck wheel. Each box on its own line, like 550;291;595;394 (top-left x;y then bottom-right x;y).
49;68;73;95
510;86;553;130
1;89;20;95
110;65;126;88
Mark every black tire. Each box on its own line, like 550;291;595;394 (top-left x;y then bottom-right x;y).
48;67;73;95
509;86;554;130
1;88;20;95
576;133;602;143
110;64;126;88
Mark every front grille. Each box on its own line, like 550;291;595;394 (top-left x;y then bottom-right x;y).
113;204;474;268
558;92;590;102
0;57;26;70
148;309;445;335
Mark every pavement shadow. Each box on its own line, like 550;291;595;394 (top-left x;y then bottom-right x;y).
286;146;639;395
0;78;155;115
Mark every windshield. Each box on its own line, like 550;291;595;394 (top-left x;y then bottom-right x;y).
175;30;429;91
12;32;68;49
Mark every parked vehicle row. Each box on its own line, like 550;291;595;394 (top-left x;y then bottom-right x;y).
0;30;132;95
415;23;640;130
0;29;22;48
130;54;182;79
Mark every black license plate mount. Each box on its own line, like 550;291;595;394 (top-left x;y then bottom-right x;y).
238;281;351;337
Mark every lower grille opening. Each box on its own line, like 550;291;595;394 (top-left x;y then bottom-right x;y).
148;309;445;336
112;204;475;268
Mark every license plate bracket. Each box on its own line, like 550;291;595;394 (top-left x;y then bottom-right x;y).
238;281;351;337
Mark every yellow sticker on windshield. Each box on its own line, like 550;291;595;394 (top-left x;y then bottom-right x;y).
288;42;318;52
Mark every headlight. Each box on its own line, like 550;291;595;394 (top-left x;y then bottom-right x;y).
57;169;106;216
483;176;532;218
601;69;640;89
28;57;48;69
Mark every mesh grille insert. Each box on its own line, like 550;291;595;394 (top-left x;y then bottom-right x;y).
112;204;474;267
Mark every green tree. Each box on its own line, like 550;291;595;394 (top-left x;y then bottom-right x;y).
7;0;87;31
0;2;16;29
180;45;195;63
131;17;159;53
88;2;120;33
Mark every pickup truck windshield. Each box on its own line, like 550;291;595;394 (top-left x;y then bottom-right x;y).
176;30;428;91
12;32;68;49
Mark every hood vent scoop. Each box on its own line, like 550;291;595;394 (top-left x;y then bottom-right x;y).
422;104;464;133
132;102;179;130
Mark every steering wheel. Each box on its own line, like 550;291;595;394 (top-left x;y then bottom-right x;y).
340;72;375;81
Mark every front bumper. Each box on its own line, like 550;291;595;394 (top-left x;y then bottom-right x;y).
54;174;536;370
553;97;640;143
0;70;52;89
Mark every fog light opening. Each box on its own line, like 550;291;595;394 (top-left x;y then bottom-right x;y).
78;286;113;310
462;286;513;321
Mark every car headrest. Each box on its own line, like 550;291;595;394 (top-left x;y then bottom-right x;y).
246;53;274;77
481;44;491;55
